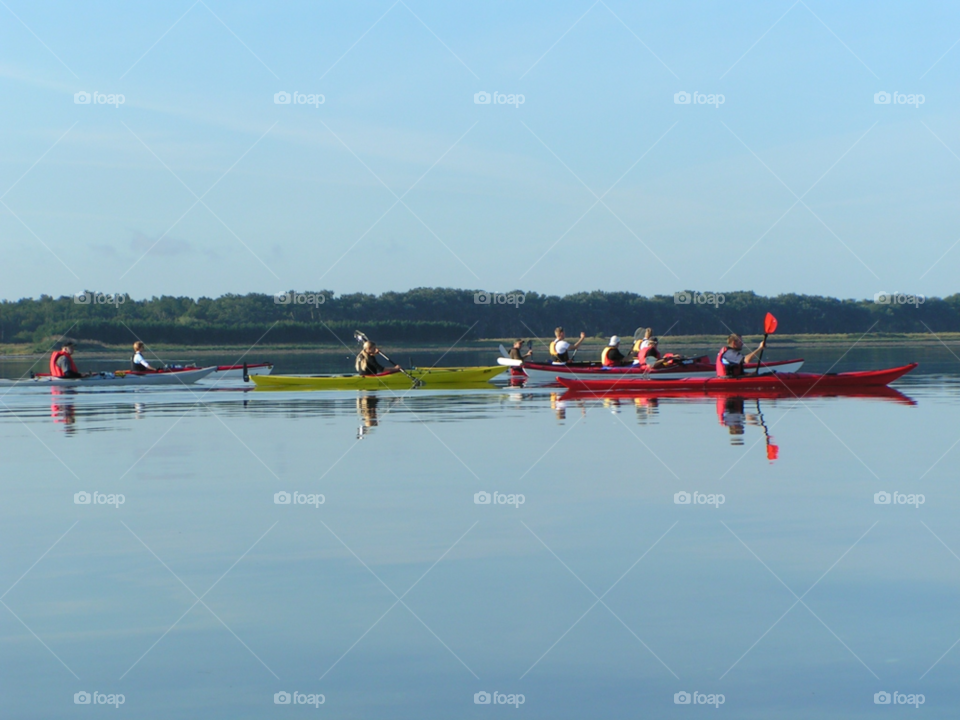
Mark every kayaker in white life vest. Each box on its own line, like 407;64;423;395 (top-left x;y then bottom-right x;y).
549;327;586;364
131;341;155;372
716;334;766;377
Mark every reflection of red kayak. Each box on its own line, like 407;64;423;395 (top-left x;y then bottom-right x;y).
556;363;918;393
560;384;917;406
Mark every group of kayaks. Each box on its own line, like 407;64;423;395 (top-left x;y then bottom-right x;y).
8;350;918;396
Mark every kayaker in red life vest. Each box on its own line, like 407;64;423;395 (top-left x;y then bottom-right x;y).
601;336;628;367
634;336;670;369
549;327;586;364
716;334;766;377
355;341;401;376
49;341;86;379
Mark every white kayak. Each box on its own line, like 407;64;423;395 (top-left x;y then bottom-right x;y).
13;366;218;387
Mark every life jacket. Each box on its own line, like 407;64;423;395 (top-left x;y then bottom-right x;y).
716;347;743;377
632;339;644;356
601;346;621;367
50;350;78;377
131;354;151;372
639;346;661;362
355;351;384;376
549;340;569;363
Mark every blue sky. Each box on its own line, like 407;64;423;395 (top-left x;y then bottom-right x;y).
1;0;958;301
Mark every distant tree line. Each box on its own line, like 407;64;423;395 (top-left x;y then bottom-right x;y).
1;289;957;346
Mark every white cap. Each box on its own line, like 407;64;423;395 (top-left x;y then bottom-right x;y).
609;335;620;346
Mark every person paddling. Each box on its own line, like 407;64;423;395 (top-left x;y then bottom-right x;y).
549;327;586;364
632;328;653;359
601;336;627;367
634;336;668;369
49;341;86;379
131;342;156;372
509;339;533;362
716;334;765;378
355;340;401;376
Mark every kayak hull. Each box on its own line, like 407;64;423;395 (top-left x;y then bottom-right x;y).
510;358;805;384
25;366;218;387
560;385;916;406
251;366;507;390
556;363;918;393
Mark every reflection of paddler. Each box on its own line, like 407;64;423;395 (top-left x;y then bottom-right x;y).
357;395;380;428
634;396;659;420
550;391;567;420
51;391;76;433
602;397;621;414
717;396;746;443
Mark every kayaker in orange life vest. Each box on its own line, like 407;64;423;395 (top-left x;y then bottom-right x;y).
716;334;766;377
601;336;628;367
549;327;586;363
49;341;86;379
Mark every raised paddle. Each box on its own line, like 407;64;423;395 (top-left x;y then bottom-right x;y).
354;331;423;388
754;312;778;375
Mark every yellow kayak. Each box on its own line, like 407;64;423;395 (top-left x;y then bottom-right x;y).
250;366;507;390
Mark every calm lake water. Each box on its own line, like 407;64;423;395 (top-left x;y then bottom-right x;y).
1;345;959;718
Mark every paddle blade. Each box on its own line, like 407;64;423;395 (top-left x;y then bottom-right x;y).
766;442;779;461
764;313;778;335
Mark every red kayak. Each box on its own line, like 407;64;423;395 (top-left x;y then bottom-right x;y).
556;363;918;394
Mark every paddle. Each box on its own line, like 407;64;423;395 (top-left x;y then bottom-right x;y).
754;313;778;375
755;399;780;461
354;331;423;388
